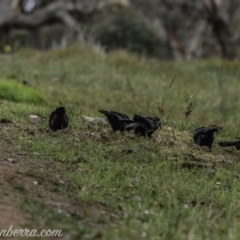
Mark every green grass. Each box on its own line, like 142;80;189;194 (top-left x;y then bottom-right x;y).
0;79;46;104
1;45;240;240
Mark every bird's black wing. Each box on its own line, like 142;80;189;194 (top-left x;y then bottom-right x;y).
133;115;159;138
49;110;56;123
49;110;57;130
193;127;217;139
133;114;153;127
119;119;134;124
110;111;130;120
62;114;69;129
124;122;142;131
146;116;160;122
99;110;127;132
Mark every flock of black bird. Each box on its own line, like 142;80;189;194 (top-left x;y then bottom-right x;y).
49;107;240;152
99;110;160;138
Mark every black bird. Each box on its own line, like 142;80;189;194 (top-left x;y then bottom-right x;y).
193;127;218;151
125;114;160;138
218;138;240;150
99;110;133;133
49;107;68;131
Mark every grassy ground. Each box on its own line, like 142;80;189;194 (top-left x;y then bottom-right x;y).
1;45;240;239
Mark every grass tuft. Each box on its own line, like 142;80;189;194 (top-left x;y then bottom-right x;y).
0;79;46;104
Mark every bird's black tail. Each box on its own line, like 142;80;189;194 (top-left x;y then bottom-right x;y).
218;141;240;148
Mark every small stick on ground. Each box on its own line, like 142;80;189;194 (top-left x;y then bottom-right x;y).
169;75;176;88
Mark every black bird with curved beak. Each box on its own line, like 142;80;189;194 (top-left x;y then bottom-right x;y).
99;110;133;133
49;107;68;131
125;114;160;138
218;138;240;150
193;127;218;151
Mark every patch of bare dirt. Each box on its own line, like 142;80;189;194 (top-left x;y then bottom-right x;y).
0;146;118;238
